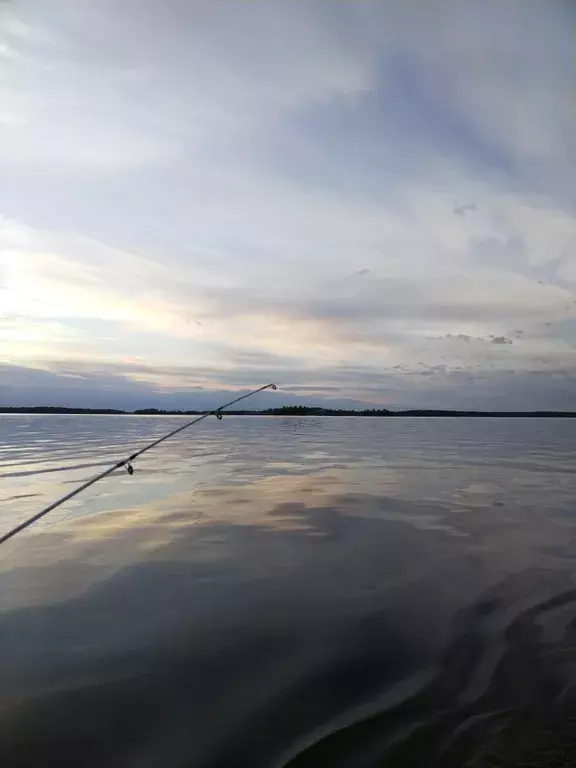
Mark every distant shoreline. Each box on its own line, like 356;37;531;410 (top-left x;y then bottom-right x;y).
1;406;576;418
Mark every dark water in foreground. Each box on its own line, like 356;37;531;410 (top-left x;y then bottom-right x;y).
1;415;576;767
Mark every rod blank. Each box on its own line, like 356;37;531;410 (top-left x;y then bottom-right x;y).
0;383;277;546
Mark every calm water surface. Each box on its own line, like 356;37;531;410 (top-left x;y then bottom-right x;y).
1;415;576;766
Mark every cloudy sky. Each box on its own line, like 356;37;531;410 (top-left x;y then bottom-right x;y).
0;0;575;410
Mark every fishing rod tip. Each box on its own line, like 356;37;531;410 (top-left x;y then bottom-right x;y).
269;383;278;390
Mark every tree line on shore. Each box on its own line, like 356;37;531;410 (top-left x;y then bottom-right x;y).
1;405;575;417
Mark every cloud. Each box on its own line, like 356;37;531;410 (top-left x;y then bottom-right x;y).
0;0;372;171
453;203;476;217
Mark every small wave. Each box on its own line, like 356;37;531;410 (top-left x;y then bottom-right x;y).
0;493;41;503
0;460;115;479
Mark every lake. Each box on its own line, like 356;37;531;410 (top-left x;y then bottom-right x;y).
1;415;576;766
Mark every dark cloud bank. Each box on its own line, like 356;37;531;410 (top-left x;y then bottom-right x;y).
2;362;576;412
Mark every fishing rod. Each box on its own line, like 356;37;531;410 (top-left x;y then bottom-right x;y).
0;383;278;546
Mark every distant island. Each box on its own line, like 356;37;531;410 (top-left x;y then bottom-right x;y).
1;405;575;417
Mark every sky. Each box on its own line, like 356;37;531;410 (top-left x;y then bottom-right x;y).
0;0;575;410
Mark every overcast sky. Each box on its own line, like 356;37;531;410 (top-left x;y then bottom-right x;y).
1;0;575;410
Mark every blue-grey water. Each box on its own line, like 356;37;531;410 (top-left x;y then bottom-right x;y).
1;415;576;767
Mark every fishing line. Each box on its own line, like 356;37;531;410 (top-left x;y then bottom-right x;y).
0;383;277;546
